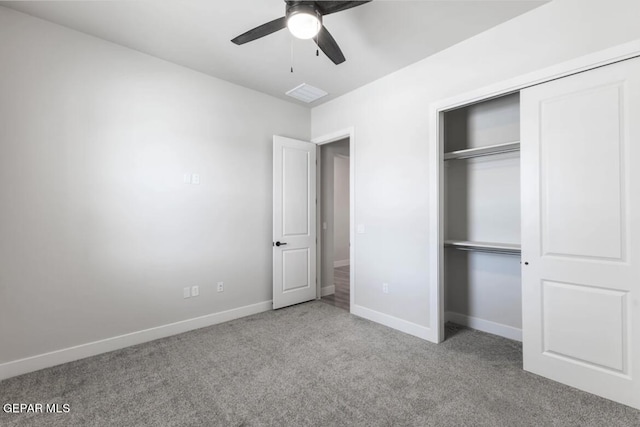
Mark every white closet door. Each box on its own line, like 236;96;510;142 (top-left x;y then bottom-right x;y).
521;56;640;409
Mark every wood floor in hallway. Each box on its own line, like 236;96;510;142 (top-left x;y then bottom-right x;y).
321;265;350;311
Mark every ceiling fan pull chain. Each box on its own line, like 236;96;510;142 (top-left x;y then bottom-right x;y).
315;21;319;56
290;38;294;73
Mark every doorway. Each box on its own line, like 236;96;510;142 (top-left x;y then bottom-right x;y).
318;138;350;311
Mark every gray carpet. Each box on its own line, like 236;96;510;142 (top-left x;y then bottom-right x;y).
1;301;639;427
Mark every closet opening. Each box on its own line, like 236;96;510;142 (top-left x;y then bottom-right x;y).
442;92;523;343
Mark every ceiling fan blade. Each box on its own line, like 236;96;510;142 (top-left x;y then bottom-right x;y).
231;16;287;45
315;1;372;16
314;26;346;65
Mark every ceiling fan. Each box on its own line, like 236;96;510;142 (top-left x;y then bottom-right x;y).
231;1;372;65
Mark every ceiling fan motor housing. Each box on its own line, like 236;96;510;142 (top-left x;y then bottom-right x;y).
286;1;323;26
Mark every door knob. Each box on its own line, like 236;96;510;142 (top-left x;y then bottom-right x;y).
275;241;287;247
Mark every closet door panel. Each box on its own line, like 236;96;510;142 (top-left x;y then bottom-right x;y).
521;56;640;410
540;83;624;260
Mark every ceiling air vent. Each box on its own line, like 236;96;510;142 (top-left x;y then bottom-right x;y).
286;83;328;103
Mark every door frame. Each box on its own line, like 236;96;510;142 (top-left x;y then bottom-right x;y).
428;39;640;343
312;127;355;313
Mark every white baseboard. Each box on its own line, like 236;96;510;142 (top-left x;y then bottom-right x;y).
321;285;335;296
352;304;437;342
0;300;272;381
333;259;350;268
445;311;522;342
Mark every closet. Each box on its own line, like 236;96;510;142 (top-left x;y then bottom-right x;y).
435;54;640;410
443;92;522;341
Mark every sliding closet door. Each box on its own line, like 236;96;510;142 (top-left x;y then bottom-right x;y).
521;56;640;409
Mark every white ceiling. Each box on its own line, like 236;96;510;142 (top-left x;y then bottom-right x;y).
2;0;548;106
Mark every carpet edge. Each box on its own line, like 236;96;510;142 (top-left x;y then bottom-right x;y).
0;300;272;381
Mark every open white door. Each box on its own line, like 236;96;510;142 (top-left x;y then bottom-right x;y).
273;135;317;309
521;57;640;409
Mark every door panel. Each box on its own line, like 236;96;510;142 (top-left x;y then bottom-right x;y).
283;147;311;236
542;281;626;372
273;136;316;309
541;83;625;260
521;56;640;409
283;248;311;292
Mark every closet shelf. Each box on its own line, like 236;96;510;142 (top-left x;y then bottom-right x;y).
444;240;521;255
444;141;520;161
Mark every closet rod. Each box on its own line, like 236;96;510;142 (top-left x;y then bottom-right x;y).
444;141;520;161
444;240;521;256
451;247;521;256
447;148;519;161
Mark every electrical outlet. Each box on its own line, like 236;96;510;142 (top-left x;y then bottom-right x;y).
217;282;224;292
191;286;199;297
192;173;200;185
183;287;191;299
382;283;389;294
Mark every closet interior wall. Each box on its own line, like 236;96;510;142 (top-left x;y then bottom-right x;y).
443;93;523;340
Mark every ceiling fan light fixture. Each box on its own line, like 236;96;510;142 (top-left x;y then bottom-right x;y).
231;1;372;64
286;4;322;40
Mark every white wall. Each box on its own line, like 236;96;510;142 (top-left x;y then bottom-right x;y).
311;0;640;331
333;156;350;265
319;139;349;290
0;6;309;365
